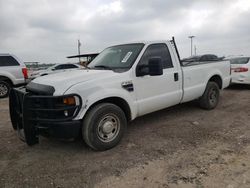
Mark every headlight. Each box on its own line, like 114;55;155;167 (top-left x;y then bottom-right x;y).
62;95;81;117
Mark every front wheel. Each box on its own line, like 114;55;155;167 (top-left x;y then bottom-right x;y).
82;103;127;151
199;82;220;110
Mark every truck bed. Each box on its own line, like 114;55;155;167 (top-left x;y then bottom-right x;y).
181;60;231;103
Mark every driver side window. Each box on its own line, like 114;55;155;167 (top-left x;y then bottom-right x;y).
136;43;173;76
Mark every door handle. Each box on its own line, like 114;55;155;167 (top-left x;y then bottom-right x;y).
174;73;179;81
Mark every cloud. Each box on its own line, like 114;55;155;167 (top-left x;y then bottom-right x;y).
0;0;249;63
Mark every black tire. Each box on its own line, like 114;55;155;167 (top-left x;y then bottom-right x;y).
23;115;39;146
199;82;220;110
0;81;11;98
9;89;18;130
83;103;127;151
24;125;39;146
23;97;39;146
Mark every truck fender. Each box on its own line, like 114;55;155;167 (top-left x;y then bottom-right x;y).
75;89;137;121
203;71;223;94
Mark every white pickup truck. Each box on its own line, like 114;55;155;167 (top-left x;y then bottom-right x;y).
9;38;231;151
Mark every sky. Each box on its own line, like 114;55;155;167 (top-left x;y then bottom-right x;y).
0;0;250;64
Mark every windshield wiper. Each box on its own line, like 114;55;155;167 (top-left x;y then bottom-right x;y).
94;65;113;70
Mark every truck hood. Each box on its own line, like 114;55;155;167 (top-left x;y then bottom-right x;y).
31;69;115;95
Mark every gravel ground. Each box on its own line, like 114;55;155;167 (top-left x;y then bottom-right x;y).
0;85;250;188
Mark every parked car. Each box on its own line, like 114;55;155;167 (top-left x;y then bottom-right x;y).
30;63;83;79
228;57;250;85
9;38;231;150
0;54;28;98
182;54;225;66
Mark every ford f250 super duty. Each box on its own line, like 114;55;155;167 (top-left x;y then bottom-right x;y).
9;38;231;151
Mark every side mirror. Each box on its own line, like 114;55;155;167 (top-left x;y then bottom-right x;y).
148;57;163;76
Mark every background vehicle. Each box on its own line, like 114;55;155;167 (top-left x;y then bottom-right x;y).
9;38;231;150
30;63;83;79
0;54;28;98
182;54;225;66
229;57;250;85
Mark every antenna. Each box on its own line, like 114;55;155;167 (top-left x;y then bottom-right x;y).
171;36;181;65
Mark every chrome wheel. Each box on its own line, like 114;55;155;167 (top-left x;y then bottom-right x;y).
0;83;8;97
97;114;120;142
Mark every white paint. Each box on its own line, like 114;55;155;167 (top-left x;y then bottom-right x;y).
32;40;231;121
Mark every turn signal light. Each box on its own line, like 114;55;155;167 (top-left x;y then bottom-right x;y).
234;67;248;72
63;97;76;105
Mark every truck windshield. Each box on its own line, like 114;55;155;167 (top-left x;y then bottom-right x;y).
88;43;144;71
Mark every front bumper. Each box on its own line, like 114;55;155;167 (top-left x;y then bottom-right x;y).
9;87;82;145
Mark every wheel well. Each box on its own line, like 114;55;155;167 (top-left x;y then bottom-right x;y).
87;97;132;121
208;75;222;89
0;76;13;86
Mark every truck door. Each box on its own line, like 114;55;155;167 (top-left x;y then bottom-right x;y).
134;43;182;116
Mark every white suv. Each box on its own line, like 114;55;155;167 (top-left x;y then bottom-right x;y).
0;54;28;98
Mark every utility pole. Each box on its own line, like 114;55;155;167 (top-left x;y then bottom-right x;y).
188;36;195;56
78;39;81;63
194;45;197;56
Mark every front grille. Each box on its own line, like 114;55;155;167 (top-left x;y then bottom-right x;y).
10;88;82;125
26;95;80;121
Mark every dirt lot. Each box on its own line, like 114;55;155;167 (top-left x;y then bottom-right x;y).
0;85;250;188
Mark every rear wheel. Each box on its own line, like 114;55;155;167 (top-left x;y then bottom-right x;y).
0;81;11;98
199;82;220;110
82;103;127;151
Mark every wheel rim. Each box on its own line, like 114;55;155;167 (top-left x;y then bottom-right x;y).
0;83;8;97
97;114;120;142
209;88;218;105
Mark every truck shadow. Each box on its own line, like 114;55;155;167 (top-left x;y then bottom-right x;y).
226;84;250;90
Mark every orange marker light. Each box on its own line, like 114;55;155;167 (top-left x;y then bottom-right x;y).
63;97;76;105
